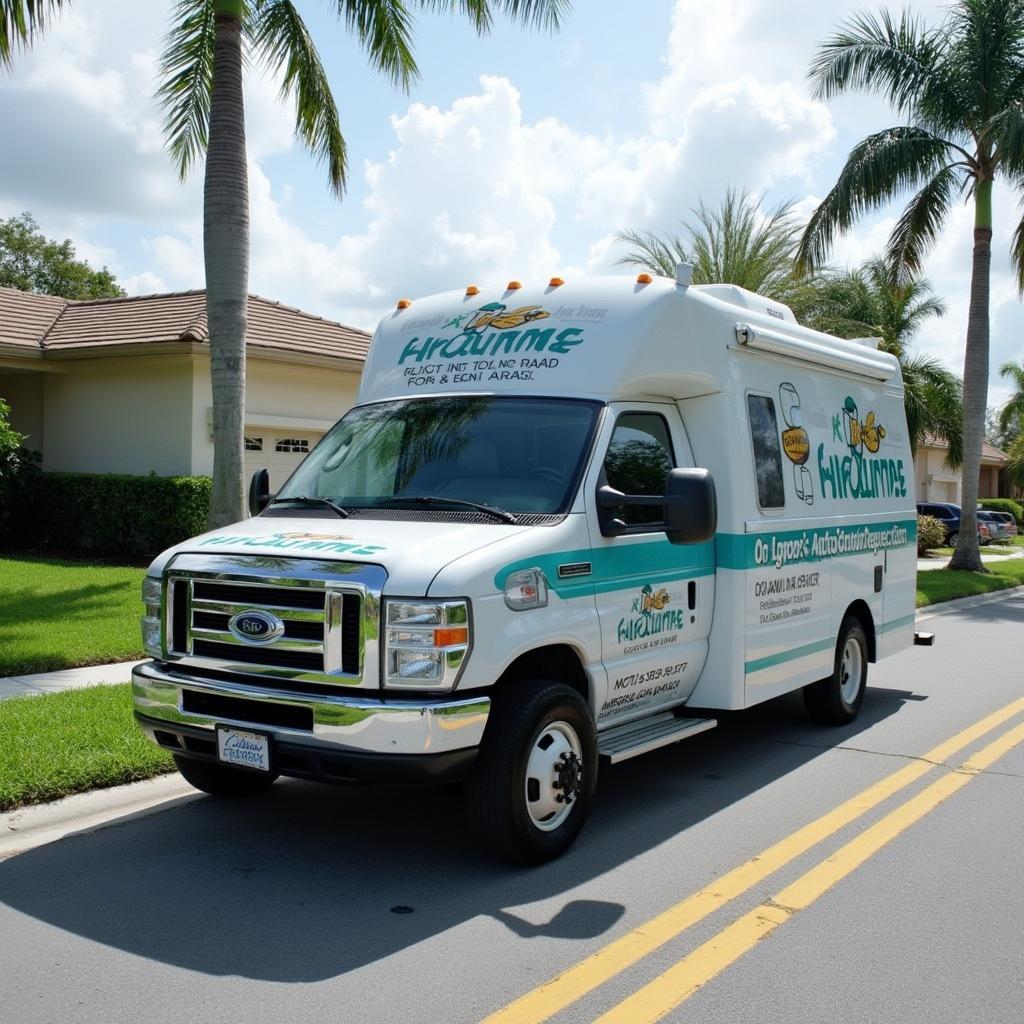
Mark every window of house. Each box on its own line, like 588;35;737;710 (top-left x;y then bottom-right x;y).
602;412;675;527
275;437;310;454
244;436;263;452
747;394;785;510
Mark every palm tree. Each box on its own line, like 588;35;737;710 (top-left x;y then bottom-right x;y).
997;359;1024;437
159;0;570;529
797;0;1024;571
617;188;802;297
0;0;65;65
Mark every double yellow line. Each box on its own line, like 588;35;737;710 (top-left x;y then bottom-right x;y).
485;696;1024;1024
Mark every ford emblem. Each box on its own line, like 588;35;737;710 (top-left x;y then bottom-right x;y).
228;609;285;646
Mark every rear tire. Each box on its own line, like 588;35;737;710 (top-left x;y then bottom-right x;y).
804;616;868;726
465;679;597;864
173;754;279;797
948;531;959;547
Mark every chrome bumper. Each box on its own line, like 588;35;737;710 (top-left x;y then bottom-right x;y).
131;660;490;756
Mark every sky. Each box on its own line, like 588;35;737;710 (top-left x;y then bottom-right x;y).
1;0;1021;407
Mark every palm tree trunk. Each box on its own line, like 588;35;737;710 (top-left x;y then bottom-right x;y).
949;180;991;572
204;1;249;529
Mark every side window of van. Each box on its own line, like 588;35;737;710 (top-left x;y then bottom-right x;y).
747;394;785;510
603;413;675;527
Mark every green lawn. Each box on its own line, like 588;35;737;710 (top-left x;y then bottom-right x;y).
0;684;173;811
0;556;145;676
916;558;1024;607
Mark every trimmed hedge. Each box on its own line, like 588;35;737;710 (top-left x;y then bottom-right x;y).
3;472;211;558
979;498;1024;528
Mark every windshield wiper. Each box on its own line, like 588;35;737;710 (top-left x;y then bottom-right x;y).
267;495;350;518
383;495;519;524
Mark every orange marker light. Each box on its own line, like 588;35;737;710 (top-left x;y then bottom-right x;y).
549;276;565;287
397;298;411;309
434;626;469;648
465;285;480;296
506;280;522;291
637;273;653;284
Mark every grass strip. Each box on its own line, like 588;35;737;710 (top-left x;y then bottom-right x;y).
916;558;1024;607
0;555;145;675
0;684;173;811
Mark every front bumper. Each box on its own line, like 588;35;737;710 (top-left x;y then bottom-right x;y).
132;660;490;782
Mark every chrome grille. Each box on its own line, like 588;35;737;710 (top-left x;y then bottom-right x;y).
161;553;385;688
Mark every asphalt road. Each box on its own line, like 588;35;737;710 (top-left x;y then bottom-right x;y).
2;592;1023;1024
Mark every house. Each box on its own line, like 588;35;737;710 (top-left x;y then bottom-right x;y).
914;432;1010;503
0;286;370;488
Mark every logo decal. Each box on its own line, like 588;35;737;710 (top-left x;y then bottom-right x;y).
778;382;814;506
464;302;551;332
818;396;905;500
841;396;886;454
617;584;686;644
228;609;286;646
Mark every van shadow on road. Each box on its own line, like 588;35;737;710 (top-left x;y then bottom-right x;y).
0;687;917;983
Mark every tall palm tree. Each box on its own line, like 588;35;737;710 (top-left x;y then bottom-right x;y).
797;0;1024;571
0;0;65;65
617;188;802;297
159;0;570;529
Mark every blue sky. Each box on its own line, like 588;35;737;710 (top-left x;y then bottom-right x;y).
0;0;1021;406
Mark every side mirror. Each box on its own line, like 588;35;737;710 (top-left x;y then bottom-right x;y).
248;468;272;517
596;468;716;543
664;468;716;545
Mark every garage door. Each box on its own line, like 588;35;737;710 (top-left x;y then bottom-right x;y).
244;430;324;491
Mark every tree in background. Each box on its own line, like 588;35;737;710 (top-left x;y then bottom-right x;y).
797;0;1024;571
0;0;64;65
0;213;125;300
618;194;962;462
158;0;570;530
617;188;802;298
998;360;1024;491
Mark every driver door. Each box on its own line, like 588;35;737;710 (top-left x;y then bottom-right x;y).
586;403;715;726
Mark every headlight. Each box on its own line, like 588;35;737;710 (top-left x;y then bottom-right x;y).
141;576;163;658
385;599;470;690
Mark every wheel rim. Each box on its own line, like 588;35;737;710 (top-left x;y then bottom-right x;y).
524;720;583;832
839;636;863;705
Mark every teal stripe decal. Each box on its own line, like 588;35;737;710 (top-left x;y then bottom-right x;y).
744;637;833;675
495;538;716;599
879;613;915;633
717;518;917;572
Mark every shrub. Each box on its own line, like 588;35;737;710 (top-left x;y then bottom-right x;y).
978;498;1024;528
917;514;946;555
3;471;211;559
0;398;41;537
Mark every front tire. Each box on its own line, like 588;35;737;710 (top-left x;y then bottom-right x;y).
173;754;279;797
803;616;868;725
948;531;959;547
465;679;597;864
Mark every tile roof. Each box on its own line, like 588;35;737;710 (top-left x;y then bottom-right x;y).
0;286;370;363
920;432;1009;464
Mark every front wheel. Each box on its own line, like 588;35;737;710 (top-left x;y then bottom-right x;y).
803;616;868;725
948;531;959;547
465;679;597;864
173;754;279;797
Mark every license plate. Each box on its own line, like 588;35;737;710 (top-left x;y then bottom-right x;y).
216;726;271;772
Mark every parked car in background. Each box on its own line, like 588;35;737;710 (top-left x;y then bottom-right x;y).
977;510;1014;543
916;502;991;546
982;510;1018;540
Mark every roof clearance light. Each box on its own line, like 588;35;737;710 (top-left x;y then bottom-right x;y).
637;273;653;284
465;285;480;296
507;280;522;291
549;276;565;287
396;298;411;310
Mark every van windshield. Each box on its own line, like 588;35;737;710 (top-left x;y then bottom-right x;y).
275;396;602;516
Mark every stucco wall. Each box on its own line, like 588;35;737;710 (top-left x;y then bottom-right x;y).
914;447;1006;503
189;354;360;477
42;355;194;474
0;371;44;451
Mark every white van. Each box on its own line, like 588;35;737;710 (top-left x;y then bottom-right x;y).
134;267;918;863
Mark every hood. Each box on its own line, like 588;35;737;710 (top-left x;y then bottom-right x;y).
148;514;532;594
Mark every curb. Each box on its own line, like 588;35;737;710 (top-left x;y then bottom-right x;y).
0;774;199;860
915;583;1024;622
